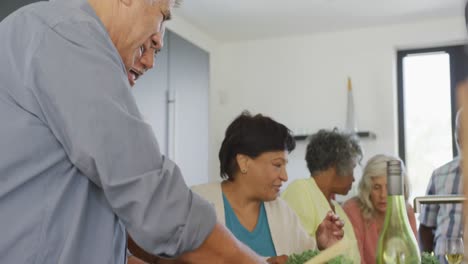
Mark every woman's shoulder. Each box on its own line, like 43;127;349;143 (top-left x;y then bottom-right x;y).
406;203;416;217
341;197;366;223
284;178;310;191
282;178;315;201
266;197;292;211
342;196;361;210
191;182;222;200
265;197;302;221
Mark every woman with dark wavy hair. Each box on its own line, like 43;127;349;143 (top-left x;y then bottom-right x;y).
282;129;362;264
192;112;345;264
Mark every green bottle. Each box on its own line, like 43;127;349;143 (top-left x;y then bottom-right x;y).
376;160;420;264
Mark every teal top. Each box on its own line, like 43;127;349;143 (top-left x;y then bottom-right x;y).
223;193;277;257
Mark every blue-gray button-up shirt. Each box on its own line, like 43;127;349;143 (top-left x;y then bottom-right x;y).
0;2;216;263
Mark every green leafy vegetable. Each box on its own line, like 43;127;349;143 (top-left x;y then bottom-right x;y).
286;249;319;264
421;252;440;264
286;250;439;263
325;255;353;264
285;249;352;264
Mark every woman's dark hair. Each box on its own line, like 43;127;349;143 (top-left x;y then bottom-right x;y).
219;111;295;180
305;129;362;177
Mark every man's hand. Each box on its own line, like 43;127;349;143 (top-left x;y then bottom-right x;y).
266;255;288;264
418;224;435;253
315;211;345;250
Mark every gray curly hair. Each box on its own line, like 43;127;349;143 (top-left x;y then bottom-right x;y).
357;154;411;219
305;129;362;177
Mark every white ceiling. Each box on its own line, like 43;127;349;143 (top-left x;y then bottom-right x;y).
175;0;466;41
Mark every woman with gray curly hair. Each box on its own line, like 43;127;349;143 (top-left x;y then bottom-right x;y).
342;154;417;264
282;129;363;264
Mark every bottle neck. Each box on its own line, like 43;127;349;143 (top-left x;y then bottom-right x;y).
387;175;403;196
385;194;409;228
387;195;406;211
386;173;407;222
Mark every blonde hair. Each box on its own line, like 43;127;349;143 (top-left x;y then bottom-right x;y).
357;154;411;219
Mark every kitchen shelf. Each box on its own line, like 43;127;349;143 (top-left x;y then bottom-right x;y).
293;131;376;141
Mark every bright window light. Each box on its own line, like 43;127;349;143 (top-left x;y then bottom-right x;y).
403;52;453;205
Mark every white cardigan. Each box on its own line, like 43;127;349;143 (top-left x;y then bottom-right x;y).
191;182;316;256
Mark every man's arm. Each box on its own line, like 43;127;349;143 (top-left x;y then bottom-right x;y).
418;224;435;252
418;169;439;253
129;223;266;264
30;24;225;258
128;256;147;264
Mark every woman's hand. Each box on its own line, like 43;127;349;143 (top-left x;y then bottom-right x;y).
316;211;345;250
266;255;288;264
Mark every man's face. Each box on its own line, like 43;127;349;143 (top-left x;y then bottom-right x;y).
127;32;164;87
116;0;173;73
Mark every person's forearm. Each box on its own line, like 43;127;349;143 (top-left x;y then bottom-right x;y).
418;224;435;252
129;223;266;264
179;222;265;264
127;256;148;264
128;235;161;263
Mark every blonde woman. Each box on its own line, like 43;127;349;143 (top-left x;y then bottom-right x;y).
342;154;417;264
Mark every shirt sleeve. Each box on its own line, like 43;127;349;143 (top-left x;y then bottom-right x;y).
26;22;216;257
419;171;439;228
281;181;317;236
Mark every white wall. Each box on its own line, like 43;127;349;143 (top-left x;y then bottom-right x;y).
167;14;218;54
209;16;467;196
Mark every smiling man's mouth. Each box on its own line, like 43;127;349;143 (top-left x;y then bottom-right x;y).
128;68;144;86
130;68;143;80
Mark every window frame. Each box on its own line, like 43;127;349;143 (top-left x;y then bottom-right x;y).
397;45;467;162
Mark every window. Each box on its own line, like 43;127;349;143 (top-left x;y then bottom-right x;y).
397;45;467;204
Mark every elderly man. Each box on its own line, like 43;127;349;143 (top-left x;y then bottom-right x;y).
419;110;464;264
0;0;267;263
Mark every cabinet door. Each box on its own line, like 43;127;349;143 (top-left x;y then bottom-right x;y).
133;31;210;186
133;34;169;155
169;31;209;186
